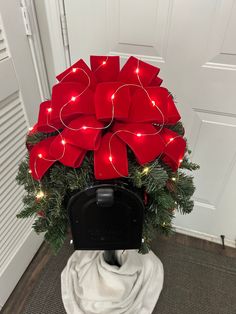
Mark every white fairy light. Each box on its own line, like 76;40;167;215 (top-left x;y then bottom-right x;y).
36;190;45;199
142;167;149;174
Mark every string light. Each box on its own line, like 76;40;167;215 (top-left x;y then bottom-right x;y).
109;156;113;162
71;96;76;102
82;126;87;130
47;107;52;113
169;138;174;142
179;159;183;163
28;170;32;174
136;133;142;137
72;67;77;73
151;100;156;106
61;139;66;145
36;190;45;199
142;167;149;174
38;153;42;158
171;177;176;181
94;57;109;73
29;127;34;131
135;68;139;74
58;66;165;138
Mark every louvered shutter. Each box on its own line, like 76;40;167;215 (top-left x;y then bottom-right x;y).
0;11;43;308
0;19;8;61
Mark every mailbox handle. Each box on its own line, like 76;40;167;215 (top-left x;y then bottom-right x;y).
96;188;114;207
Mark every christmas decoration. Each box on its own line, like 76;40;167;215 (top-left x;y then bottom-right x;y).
16;55;199;253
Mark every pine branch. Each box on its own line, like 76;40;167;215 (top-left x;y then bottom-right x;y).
143;165;168;193
180;156;200;171
17;206;37;218
26;132;48;146
167;121;185;136
44;217;68;253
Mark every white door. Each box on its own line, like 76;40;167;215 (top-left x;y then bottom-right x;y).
0;0;43;308
64;0;236;247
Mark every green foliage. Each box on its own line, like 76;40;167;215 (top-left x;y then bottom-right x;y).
26;132;48;146
129;162;168;192
16;123;199;254
143;166;169;193
166;121;185;136
180;156;200;171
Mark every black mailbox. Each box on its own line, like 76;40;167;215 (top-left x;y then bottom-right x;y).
68;184;144;250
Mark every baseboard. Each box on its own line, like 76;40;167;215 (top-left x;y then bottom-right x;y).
0;229;43;309
174;225;236;248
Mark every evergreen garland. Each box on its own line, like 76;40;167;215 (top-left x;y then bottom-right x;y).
16;121;199;254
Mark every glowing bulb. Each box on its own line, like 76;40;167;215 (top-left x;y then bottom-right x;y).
151;100;156;106
109;156;113;162
71;96;76;102
102;61;106;65
137;133;142;137
111;94;115;100
169;138;174;142
61;139;66;145
179;159;183;163
143;167;149;174
72;67;77;73
135;68;139;74
38;153;42;158
142;238;145;243
29;127;33;131
28;170;32;174
171;177;176;181
82;126;87;130
36;190;45;199
47;107;52;113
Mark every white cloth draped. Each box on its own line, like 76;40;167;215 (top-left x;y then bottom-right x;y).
61;250;164;314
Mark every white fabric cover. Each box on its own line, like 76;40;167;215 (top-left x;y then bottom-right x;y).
61;250;164;314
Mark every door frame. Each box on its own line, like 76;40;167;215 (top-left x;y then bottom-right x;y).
18;0;51;100
23;0;51;100
33;0;70;89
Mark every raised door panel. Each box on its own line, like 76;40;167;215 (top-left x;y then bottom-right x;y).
107;0;173;65
204;0;236;69
189;111;236;210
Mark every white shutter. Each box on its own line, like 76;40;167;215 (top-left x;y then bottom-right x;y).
0;8;43;307
0;92;34;273
0;18;9;61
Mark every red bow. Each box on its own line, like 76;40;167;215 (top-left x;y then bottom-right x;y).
28;56;186;180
